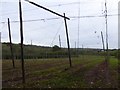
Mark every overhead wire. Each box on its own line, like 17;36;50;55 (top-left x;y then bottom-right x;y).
0;2;80;16
1;1;118;48
0;23;6;31
50;21;63;47
0;13;119;24
1;0;118;24
24;21;62;32
1;1;114;16
0;8;38;16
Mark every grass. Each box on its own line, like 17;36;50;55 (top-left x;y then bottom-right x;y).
2;55;118;88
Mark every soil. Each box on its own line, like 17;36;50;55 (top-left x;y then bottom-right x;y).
84;61;117;88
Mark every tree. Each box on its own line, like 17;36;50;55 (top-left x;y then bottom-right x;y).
52;45;60;52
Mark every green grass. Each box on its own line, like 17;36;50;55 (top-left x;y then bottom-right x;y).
2;55;118;88
109;57;118;69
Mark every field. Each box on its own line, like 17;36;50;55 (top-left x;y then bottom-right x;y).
2;55;118;88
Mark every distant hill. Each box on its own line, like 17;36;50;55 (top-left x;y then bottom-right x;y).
2;43;74;59
2;43;118;59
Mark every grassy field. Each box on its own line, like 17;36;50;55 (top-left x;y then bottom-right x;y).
2;55;118;88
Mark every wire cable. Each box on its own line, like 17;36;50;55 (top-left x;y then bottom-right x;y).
50;21;63;47
0;14;119;24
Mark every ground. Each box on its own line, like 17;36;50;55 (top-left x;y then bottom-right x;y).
2;55;118;88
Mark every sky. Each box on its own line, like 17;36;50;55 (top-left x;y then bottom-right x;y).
0;0;119;49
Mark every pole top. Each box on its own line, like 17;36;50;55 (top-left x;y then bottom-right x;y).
25;0;70;20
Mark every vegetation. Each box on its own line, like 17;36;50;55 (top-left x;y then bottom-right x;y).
2;55;118;88
2;43;118;88
2;43;77;59
2;43;118;59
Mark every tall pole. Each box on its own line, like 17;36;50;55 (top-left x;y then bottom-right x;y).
24;0;70;20
105;0;109;60
82;44;84;60
77;1;80;54
19;0;25;84
101;31;105;51
31;40;32;45
59;35;61;48
105;0;109;83
63;13;72;67
101;31;106;60
75;41;77;56
24;0;71;67
75;41;76;50
8;18;15;68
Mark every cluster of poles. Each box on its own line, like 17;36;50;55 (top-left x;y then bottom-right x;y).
7;0;109;84
8;0;72;84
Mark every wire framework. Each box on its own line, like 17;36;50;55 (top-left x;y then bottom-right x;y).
0;14;119;24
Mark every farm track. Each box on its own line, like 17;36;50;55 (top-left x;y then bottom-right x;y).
84;61;118;88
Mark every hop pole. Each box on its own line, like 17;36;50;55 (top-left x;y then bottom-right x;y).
8;18;15;68
19;0;25;84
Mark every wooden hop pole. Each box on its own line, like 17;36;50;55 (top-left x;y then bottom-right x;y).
8;18;15;68
101;31;105;51
105;0;109;83
24;0;71;67
19;0;25;84
63;13;72;67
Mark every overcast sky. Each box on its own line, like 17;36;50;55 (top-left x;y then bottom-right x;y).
0;0;119;49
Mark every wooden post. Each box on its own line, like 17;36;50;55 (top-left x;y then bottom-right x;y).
75;42;76;49
82;44;84;60
24;0;71;67
59;35;61;48
77;1;80;56
8;18;15;68
75;41;77;55
63;13;72;67
25;0;70;20
101;31;106;60
101;31;105;51
31;40;32;45
105;0;109;83
19;0;25;84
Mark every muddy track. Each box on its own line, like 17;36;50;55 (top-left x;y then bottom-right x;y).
84;61;117;88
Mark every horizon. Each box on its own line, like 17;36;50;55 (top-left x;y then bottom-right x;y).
2;42;118;50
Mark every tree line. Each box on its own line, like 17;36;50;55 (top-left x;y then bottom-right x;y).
2;43;118;59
